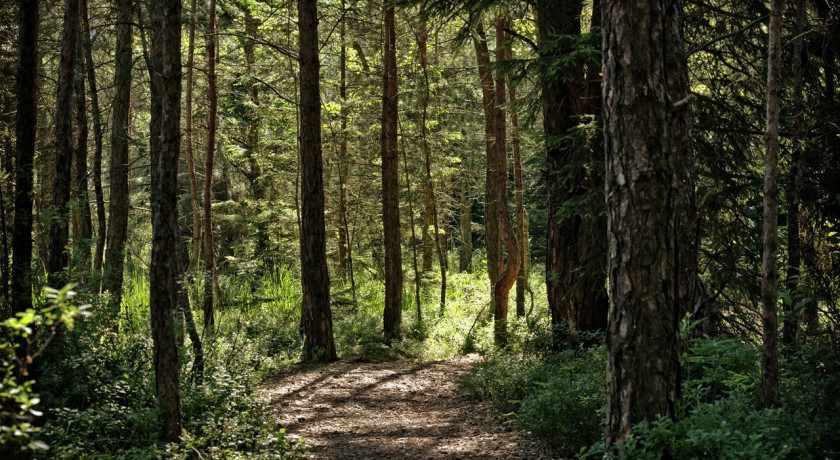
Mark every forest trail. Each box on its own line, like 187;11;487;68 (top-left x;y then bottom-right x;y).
260;355;553;459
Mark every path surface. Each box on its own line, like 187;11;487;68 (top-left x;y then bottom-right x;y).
261;355;554;459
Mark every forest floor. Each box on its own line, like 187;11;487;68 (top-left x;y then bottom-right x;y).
260;354;554;459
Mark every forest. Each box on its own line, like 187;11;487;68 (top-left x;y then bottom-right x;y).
0;0;839;457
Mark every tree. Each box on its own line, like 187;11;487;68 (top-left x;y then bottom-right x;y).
184;0;202;273
72;34;93;270
603;0;680;446
382;0;402;340
298;0;338;362
47;0;80;286
492;15;519;347
148;0;183;441
761;0;783;409
103;0;133;315
12;0;39;361
203;0;220;332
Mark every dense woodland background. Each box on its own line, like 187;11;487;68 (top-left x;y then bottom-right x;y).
1;0;839;457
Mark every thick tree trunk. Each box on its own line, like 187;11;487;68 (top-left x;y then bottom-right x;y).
761;0;783;409
12;0;39;358
492;16;519;348
299;0;338;362
472;19;499;315
784;0;805;345
540;0;608;335
382;0;402;340
149;0;183;441
184;0;202;273
47;0;80;286
103;0;132;314
72;38;93;271
80;0;106;273
203;0;220;332
603;0;679;447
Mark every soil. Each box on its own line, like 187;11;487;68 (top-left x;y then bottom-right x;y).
260;354;555;459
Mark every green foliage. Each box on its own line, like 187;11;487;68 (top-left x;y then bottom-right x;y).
1;286;89;456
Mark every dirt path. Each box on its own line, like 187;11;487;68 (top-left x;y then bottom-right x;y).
261;355;554;459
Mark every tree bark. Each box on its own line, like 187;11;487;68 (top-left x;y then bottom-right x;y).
492;16;519;348
338;0;350;276
509;58;527;318
382;0;402;340
458;174;472;272
784;0;805;345
603;0;679;447
472;18;499;315
149;0;183;441
12;0;39;359
761;0;783;408
103;0;132;315
80;0;106;273
47;0;80;286
184;0;202;273
72;37;93;271
203;0;220;332
298;0;338;362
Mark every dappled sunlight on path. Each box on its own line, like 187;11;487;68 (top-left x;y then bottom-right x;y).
261;355;553;459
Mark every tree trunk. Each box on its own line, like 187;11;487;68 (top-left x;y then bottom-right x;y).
540;0;608;336
784;0;805;345
12;0;39;362
203;0;219;332
761;0;783;409
401;137;423;324
47;0;80;286
382;0;402;340
184;0;202;273
492;16;519;348
509;59;527;318
603;0;679;447
459;174;472;272
418;14;446;312
149;0;183;441
103;0;132;315
72;37;93;271
80;0;106;273
298;0;338;362
338;0;350;276
472;18;499;315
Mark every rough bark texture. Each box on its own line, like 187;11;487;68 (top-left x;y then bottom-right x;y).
509;62;527;318
80;0;106;273
603;0;679;447
539;0;608;335
12;0;39;330
492;17;519;348
382;0;402;340
299;0;338;362
103;0;132;312
72;38;93;269
184;0;202;273
149;0;183;441
472;19;499;315
761;0;782;409
47;0;80;286
203;0;219;332
784;0;805;345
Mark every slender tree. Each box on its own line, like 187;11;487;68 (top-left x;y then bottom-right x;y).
72;36;93;270
149;0;183;441
382;0;402;340
458;174;472;273
603;0;679;446
203;0;220;332
47;0;80;286
103;0;132;314
761;0;783;408
184;0;202;272
784;0;806;345
298;0;338;362
509;55;528;318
